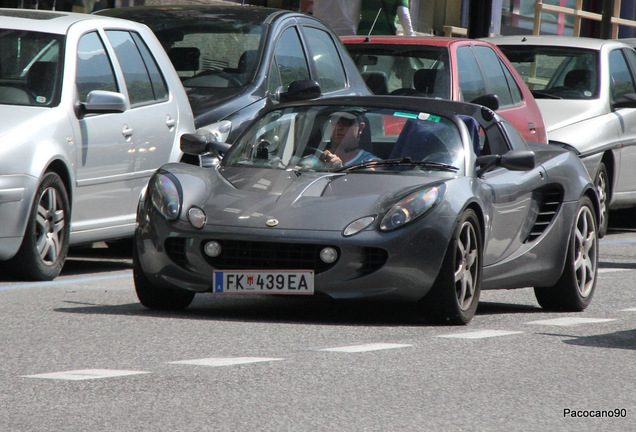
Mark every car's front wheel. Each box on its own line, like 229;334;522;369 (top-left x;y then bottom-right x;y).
534;196;598;311
422;209;482;325
10;172;70;281
133;243;195;310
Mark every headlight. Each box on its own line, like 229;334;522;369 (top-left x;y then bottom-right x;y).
380;185;443;231
149;172;182;220
199;120;232;143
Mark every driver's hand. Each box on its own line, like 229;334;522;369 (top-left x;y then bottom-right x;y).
320;150;343;168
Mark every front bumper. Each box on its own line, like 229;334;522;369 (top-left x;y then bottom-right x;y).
0;174;38;259
135;209;457;302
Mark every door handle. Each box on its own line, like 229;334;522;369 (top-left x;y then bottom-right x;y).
166;116;176;128
122;125;134;138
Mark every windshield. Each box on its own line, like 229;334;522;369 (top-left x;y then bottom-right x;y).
497;45;599;100
223;105;468;174
347;45;450;98
0;29;63;107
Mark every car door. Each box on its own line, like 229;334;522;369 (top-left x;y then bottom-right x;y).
609;48;636;202
479;121;548;267
72;30;134;233
104;30;178;202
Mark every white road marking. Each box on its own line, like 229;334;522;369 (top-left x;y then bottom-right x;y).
22;369;150;381
436;330;523;339
620;307;636;312
169;357;283;367
319;343;412;353
526;317;616;326
598;268;632;274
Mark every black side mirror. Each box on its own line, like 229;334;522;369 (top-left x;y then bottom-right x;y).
180;133;231;156
470;94;500;111
279;80;321;103
476;150;535;176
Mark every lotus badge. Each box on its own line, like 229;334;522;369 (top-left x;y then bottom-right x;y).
266;218;279;227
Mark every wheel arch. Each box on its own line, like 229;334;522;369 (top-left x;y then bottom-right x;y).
600;150;615;200
43;159;73;210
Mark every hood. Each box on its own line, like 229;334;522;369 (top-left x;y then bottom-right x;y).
536;99;606;132
197;166;444;231
0;105;49;138
186;86;260;127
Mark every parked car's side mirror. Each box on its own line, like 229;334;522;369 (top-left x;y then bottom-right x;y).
476;150;535;176
613;93;636;110
77;90;127;118
470;94;500;111
279;80;321;103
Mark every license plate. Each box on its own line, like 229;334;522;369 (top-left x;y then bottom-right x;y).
213;270;314;294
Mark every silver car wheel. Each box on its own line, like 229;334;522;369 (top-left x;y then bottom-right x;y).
35;186;66;265
595;164;608;236
573;204;597;298
454;221;479;311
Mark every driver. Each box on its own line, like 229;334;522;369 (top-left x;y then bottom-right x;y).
320;111;380;168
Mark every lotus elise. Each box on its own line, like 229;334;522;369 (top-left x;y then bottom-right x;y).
134;96;599;324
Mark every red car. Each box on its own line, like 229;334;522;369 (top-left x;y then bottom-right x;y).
342;36;548;144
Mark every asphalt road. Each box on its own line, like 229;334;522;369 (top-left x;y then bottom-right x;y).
1;218;636;431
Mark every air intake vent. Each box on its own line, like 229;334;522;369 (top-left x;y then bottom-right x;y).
525;187;563;242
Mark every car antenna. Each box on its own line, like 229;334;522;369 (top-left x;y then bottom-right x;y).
364;8;382;42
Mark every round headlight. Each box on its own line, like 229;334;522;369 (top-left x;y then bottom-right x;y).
204;241;222;257
150;173;182;220
320;247;338;264
188;206;207;229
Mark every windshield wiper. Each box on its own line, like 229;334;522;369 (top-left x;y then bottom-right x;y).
336;158;459;173
530;90;562;99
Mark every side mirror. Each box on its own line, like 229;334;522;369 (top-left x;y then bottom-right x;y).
279;79;321;103
470;94;500;111
613;93;636;110
77;90;127;118
476;150;535;176
180;133;232;155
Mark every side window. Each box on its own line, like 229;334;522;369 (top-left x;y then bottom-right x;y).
303;26;346;93
609;49;636;102
474;45;514;108
274;27;310;89
456;46;487;103
501;59;523;104
106;30;168;106
76;32;118;103
132;32;169;101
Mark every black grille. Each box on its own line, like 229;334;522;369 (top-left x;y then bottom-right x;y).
203;240;337;273
201;240;388;275
165;237;188;266
525;187;563;242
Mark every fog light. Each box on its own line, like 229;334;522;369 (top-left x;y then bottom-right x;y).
188;206;207;229
204;241;222;257
320;247;338;264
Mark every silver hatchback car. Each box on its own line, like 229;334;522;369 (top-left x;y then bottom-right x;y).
0;9;195;280
491;35;636;236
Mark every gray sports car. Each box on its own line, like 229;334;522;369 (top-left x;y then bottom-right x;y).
134;96;599;325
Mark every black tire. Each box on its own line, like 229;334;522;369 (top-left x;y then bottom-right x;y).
595;163;609;238
10;172;70;281
422;209;482;325
534;196;598;311
133;243;194;310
